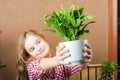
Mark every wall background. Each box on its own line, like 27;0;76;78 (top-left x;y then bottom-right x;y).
0;0;108;80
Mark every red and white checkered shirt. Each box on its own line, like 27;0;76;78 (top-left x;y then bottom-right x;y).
27;58;82;80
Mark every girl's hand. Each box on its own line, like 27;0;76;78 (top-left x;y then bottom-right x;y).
55;45;71;65
82;43;93;68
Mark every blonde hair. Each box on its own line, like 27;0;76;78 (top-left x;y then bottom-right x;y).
16;29;55;80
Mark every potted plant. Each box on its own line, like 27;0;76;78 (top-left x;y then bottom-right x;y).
99;61;120;80
43;5;95;65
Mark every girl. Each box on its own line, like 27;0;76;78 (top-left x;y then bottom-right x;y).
16;29;93;80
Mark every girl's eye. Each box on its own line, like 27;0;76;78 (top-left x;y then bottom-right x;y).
37;39;41;44
29;47;35;52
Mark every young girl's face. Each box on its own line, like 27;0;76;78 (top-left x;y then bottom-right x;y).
24;34;50;58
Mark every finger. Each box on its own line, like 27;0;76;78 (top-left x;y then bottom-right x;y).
56;45;65;53
61;53;71;60
59;60;71;65
57;53;71;65
57;53;70;62
83;53;92;59
83;48;93;55
85;43;92;49
84;58;92;63
57;48;69;57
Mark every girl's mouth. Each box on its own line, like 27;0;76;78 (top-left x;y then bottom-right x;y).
39;47;45;54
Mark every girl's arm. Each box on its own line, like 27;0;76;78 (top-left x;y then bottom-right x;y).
40;45;70;70
39;56;58;70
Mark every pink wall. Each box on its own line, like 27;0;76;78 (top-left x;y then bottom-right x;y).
0;0;109;80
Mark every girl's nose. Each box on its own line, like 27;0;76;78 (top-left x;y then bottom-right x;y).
36;46;41;51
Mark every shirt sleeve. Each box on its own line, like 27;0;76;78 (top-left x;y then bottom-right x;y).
27;58;46;79
64;65;82;76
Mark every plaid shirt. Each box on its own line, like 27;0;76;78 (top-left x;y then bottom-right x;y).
27;58;82;80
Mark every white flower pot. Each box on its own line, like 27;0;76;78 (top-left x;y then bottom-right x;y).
59;39;88;66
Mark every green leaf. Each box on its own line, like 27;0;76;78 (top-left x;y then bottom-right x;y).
85;30;89;33
69;5;75;10
42;29;56;33
86;15;94;19
61;5;66;11
75;18;81;27
79;8;84;16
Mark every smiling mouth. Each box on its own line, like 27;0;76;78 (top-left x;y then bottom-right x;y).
39;47;45;54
